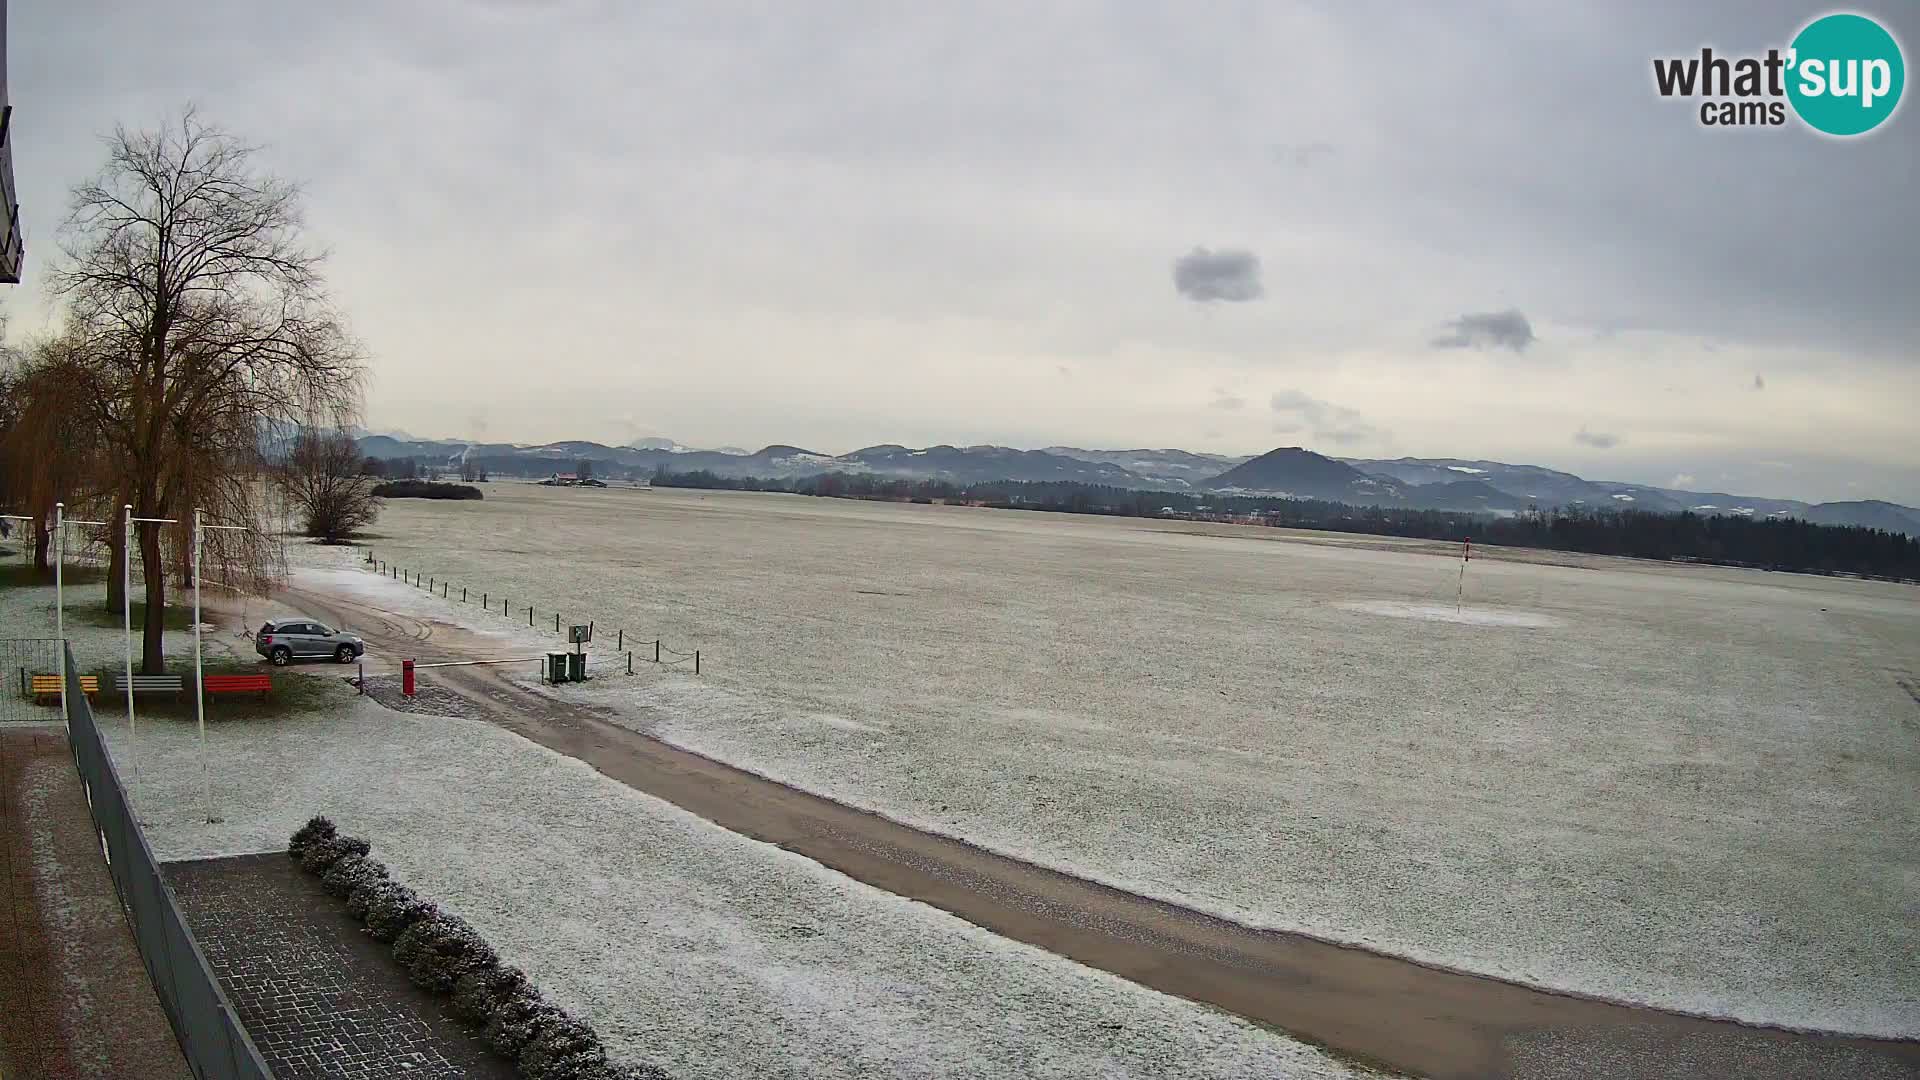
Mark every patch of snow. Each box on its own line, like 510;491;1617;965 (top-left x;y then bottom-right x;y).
1335;600;1564;628
1446;466;1488;475
1612;494;1636;502
103;699;1361;1080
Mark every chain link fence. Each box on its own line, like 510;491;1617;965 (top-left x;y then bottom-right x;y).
62;644;276;1079
0;638;63;723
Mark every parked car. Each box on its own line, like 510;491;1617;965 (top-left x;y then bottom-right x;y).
255;619;366;665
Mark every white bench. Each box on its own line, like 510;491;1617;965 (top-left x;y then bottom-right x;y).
114;673;186;699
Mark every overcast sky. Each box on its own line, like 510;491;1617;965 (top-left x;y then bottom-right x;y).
8;1;1917;504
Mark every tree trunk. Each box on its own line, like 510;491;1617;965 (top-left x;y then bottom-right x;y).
139;520;167;675
32;516;49;574
107;512;127;610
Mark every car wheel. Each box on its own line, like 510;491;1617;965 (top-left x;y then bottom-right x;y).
336;645;356;664
270;646;292;666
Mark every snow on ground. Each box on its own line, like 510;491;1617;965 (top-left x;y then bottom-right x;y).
0;551;248;672
332;485;1920;1038
103;696;1366;1080
1335;600;1564;628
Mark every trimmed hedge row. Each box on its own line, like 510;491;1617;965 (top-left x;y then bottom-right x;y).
289;816;664;1080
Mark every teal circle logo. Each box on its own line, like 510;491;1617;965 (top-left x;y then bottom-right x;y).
1787;13;1905;136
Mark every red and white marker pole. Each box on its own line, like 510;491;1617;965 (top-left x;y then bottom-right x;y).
1456;536;1471;613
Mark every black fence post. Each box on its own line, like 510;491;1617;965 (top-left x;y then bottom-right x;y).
617;628;623;651
695;650;701;675
528;606;534;626
462;587;467;602
627;651;633;676
555;613;560;633
654;639;661;664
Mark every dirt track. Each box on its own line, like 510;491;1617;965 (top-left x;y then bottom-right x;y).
283;582;1920;1080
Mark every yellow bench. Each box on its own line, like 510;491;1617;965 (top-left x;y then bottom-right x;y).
30;675;99;704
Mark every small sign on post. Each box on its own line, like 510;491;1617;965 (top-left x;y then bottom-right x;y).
568;624;593;645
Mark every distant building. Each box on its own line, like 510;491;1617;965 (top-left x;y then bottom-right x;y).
0;0;23;284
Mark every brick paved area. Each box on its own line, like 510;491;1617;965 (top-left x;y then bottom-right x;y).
167;852;516;1080
0;723;191;1080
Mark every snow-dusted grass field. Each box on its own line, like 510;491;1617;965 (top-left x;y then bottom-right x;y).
344;484;1920;1037
103;692;1363;1080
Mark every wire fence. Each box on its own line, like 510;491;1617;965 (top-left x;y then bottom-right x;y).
62;643;277;1079
361;550;703;677
1;637;66;722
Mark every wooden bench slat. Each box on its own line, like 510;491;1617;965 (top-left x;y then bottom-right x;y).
29;675;100;700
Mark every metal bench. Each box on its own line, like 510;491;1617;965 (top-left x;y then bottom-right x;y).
30;674;100;703
114;673;186;699
203;673;273;700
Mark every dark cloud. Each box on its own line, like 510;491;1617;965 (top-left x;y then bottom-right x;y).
1432;309;1536;352
1172;247;1263;303
1574;427;1621;449
1271;389;1384;445
1208;388;1247;410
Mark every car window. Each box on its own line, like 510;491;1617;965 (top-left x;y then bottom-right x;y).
312;624;334;636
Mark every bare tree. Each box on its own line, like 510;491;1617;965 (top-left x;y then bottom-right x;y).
50;108;364;672
0;337;113;575
275;429;382;542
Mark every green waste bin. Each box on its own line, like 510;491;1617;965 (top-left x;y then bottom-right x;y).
546;651;569;684
566;651;587;682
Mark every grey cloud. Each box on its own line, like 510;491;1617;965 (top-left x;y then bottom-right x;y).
1208;388;1246;410
1753;374;1765;390
1271;389;1384;446
1574;427;1621;449
1273;141;1335;168
1173;247;1263;303
1432;309;1536;352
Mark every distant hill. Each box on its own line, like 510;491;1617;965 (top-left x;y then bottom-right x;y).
1041;447;1250;488
1205;447;1407;503
1800;500;1920;534
350;432;1919;534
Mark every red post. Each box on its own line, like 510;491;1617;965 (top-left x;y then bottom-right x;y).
403;658;415;697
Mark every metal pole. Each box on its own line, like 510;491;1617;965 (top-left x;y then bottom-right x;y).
695;650;700;675
124;506;135;784
194;508;208;823
54;503;65;725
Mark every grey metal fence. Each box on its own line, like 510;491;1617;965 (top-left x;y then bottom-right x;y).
0;637;63;722
62;644;276;1080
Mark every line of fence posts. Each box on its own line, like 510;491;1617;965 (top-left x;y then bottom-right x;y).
361;552;701;677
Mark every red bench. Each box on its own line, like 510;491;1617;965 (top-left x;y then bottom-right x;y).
203;674;273;700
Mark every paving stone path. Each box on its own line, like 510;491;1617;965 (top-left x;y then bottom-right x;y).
167;852;515;1080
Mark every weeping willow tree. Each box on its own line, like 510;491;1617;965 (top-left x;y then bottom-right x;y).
49;108;363;672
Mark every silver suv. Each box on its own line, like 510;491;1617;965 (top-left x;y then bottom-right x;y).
255;619;366;666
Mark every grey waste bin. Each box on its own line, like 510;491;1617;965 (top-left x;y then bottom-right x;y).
566;651;586;682
546;651;569;684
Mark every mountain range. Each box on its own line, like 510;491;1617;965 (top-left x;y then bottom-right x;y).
354;434;1920;536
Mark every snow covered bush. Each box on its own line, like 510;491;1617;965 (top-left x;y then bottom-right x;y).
287;815;337;859
453;964;530;1024
485;994;564;1058
293;823;666;1078
321;853;388;899
346;877;400;921
299;832;371;874
393;911;498;992
365;883;437;943
517;1012;606;1080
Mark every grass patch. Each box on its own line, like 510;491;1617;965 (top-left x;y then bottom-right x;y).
67;600;193;632
82;657;354;722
